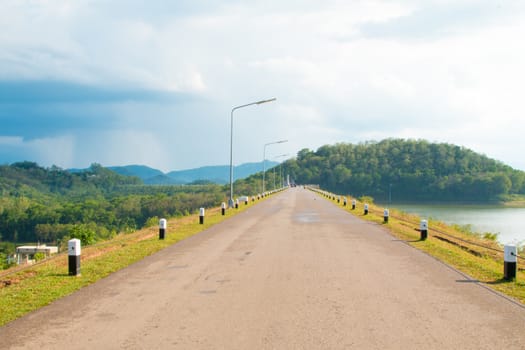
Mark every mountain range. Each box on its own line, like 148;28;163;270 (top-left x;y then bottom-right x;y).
107;161;279;185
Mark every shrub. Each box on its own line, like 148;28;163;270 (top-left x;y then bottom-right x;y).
144;216;160;228
33;252;46;262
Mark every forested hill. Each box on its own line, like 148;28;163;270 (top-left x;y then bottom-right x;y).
0;161;142;196
283;139;525;202
0;162;225;259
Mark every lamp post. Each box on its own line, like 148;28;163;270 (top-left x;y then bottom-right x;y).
263;140;288;194
229;98;276;208
274;154;289;189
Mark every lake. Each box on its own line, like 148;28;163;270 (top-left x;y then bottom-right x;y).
388;204;525;245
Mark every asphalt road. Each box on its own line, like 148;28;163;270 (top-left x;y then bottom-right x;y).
2;188;525;349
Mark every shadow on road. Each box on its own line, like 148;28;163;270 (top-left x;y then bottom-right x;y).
486;278;516;285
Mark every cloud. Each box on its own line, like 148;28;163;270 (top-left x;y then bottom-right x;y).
1;0;525;172
0;80;173;103
0;80;197;139
359;0;525;41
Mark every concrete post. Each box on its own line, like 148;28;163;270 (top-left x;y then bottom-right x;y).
352;199;356;210
504;245;517;280
384;209;389;223
199;208;205;224
68;239;81;276
364;204;369;215
420;220;428;240
159;218;167;240
221;202;226;216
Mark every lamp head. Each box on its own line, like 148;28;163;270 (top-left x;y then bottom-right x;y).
256;98;277;105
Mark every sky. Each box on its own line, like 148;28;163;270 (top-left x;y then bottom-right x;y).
1;0;525;172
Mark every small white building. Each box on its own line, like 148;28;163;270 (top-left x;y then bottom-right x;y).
15;244;58;265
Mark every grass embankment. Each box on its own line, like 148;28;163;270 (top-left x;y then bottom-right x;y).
0;197;265;327
315;190;525;304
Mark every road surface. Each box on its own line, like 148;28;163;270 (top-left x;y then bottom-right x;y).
2;188;525;349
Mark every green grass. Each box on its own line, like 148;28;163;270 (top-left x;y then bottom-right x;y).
0;199;261;326
318;190;525;304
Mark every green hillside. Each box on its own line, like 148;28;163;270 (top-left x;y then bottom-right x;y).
282;139;525;202
0;162;226;268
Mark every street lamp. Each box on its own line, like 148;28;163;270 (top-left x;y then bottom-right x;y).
263;140;288;194
229;98;276;208
274;154;289;188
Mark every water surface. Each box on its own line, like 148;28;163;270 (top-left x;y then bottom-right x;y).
390;204;525;245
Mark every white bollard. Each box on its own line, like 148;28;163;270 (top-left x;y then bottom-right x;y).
384;209;389;223
343;197;347;206
221;202;226;216
504;245;517;280
420;220;428;240
199;208;205;224
68;239;81;276
352;199;356;210
159;218;167;240
364;203;369;215
235;199;239;209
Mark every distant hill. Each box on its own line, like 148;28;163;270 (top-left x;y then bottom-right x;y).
166;165;229;184
108;165;163;179
282;139;525;202
166;162;278;185
143;174;178;185
107;161;278;185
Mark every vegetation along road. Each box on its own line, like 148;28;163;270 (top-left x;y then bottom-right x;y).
1;188;525;349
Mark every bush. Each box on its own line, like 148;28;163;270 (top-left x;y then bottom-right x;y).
359;196;374;204
482;232;499;241
144;216;160;228
33;252;46;262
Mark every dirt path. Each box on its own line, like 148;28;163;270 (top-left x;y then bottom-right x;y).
2;188;525;349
